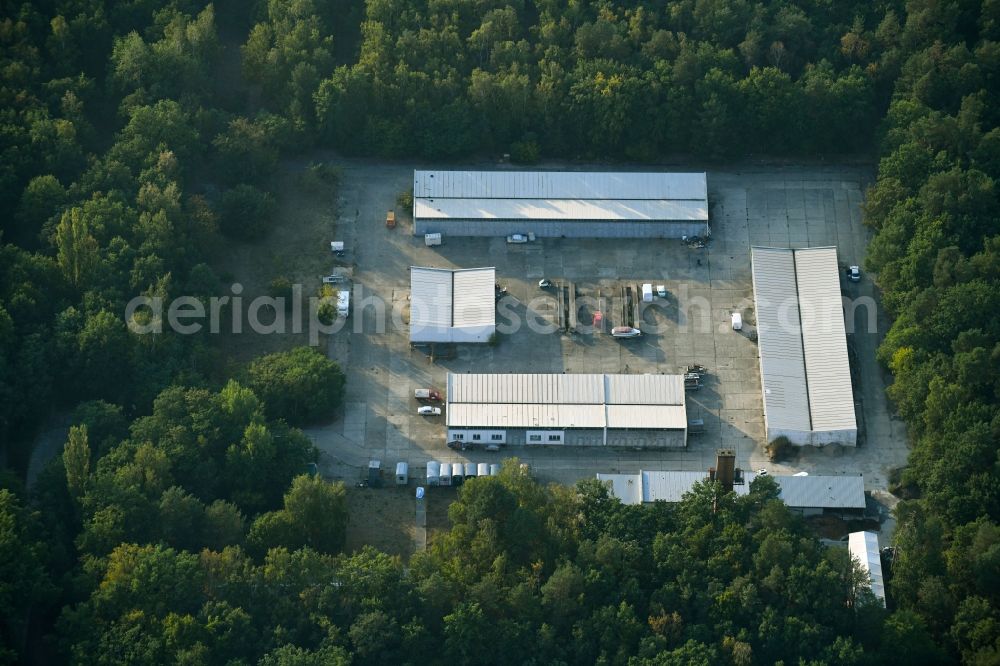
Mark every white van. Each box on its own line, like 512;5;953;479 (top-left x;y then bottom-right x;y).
642;283;653;302
424;233;442;246
731;312;742;330
337;290;350;318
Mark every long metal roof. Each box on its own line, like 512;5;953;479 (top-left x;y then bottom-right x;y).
794;249;856;431
848;531;886;603
410;267;495;342
448;373;606;404
414;198;708;221
413;171;709;224
414;171;708;200
446;373;686;430
598;471;866;509
752;248;811;431
751;247;857;435
447;404;605;429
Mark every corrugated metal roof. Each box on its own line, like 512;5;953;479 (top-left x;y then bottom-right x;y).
597;471;865;509
447;403;604;428
751;247;857;438
752;247;811;431
448;373;605;405
413;171;707;200
772;475;866;509
452;268;496;328
794;249;857;431
643;471;755;502
606;405;687;429
414;198;708;222
446;373;686;431
596;473;643;505
848;531;886;603
410;267;495;342
409;267;453;330
604;374;685;405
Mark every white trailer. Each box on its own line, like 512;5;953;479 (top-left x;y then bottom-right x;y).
395;462;408;485
451;463;464;485
477;463;489;477
439;462;452;486
642;283;653;302
464;462;476;479
424;233;442;246
426;461;440;486
489;463;500;476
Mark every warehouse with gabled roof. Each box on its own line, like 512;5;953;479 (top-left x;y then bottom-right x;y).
409;266;495;344
751;247;857;446
445;373;688;448
413;170;709;238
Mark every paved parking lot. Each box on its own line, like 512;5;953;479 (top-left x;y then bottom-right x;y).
304;161;909;494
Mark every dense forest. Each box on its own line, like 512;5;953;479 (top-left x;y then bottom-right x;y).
0;0;998;663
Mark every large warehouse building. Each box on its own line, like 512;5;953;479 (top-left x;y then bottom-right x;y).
409;266;495;344
751;247;857;447
413;170;709;238
445;373;687;448
597;470;866;516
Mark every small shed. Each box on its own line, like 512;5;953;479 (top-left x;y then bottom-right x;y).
395;462;408;485
439;462;452;486
426;461;440;486
367;460;382;487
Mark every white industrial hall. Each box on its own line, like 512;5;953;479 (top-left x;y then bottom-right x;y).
412;170;709;238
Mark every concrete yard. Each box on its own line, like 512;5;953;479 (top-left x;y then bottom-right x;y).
304;161;910;498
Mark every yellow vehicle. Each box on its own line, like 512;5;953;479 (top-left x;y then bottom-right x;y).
386;210;396;228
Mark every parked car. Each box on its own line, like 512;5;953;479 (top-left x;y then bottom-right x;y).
848;265;861;282
506;234;528;243
656;284;667;298
447;440;471;451
485;444;501;452
330;241;345;256
611;326;642;338
322;274;346;284
417;406;441;416
538;278;552;288
731;312;743;330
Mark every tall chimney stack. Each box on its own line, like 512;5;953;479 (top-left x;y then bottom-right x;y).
715;449;736;494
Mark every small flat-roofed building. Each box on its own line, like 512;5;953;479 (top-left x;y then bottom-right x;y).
446;373;687;448
409;266;495;344
751;246;857;446
413;171;709;238
849;530;886;606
